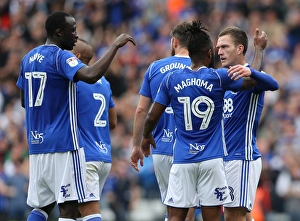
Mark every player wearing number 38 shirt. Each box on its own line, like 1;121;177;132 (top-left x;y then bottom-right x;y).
141;20;278;221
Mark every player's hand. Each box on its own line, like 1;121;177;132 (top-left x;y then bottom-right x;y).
253;28;267;50
114;33;137;48
228;65;251;80
130;147;144;172
141;135;156;158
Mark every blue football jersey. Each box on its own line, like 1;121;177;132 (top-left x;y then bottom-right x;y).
223;64;263;161
16;45;86;154
77;77;114;163
140;55;191;155
155;66;243;164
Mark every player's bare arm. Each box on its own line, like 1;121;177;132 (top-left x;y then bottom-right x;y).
74;33;137;83
130;95;152;171
141;102;166;157
251;28;267;71
108;107;117;129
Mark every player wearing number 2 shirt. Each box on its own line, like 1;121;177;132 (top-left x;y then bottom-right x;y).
141;20;278;221
77;76;115;182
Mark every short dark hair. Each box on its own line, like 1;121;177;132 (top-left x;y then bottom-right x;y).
170;21;191;48
186;20;212;61
218;26;248;55
45;11;73;36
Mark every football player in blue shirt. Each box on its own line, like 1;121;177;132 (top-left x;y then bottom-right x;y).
16;11;135;221
141;20;278;221
71;38;117;221
129;21;196;221
216;27;276;221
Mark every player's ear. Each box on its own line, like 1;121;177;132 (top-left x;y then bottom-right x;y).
237;44;244;55
56;28;63;37
172;37;179;47
75;53;81;59
208;49;212;58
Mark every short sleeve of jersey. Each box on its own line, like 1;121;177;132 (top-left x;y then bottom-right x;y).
101;77;115;109
57;50;86;82
154;73;172;106
216;68;243;91
107;85;115;109
139;63;153;98
16;62;25;90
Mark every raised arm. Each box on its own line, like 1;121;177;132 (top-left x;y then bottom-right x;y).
251;28;267;71
74;33;137;83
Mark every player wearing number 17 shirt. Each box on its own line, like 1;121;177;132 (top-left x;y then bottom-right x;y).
16;11;136;221
141;20;279;221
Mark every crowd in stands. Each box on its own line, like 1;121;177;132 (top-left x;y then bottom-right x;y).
0;0;300;220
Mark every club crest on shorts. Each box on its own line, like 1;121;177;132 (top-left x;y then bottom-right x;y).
214;186;228;201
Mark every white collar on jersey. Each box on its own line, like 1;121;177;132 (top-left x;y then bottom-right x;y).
187;66;207;71
174;55;190;58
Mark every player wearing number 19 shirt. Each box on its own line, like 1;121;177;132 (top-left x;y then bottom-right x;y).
130;21;196;221
141;20;278;221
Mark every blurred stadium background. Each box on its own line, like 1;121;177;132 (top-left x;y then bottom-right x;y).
0;0;299;220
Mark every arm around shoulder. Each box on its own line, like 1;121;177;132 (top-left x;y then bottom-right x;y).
249;68;279;91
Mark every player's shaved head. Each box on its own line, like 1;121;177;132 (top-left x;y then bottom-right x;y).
72;38;94;65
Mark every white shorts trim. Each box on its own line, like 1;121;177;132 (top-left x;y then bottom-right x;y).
27;148;87;207
224;158;262;211
164;158;231;208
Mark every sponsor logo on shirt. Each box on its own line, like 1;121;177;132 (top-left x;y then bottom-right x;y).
161;129;173;142
30;130;44;144
95;140;108;153
66;57;79;67
189;143;205;154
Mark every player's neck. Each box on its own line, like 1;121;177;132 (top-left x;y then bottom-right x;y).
45;38;60;47
175;47;189;57
191;63;206;70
